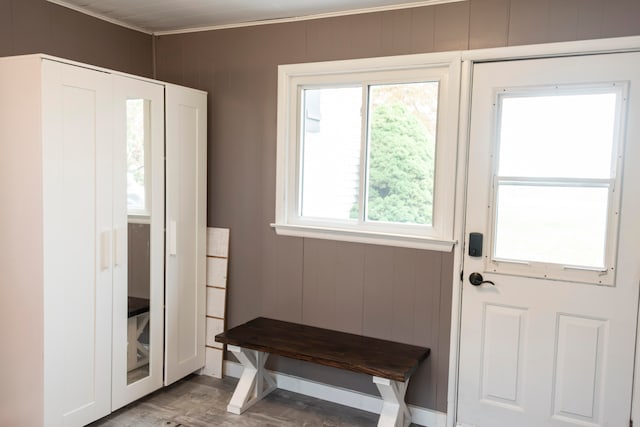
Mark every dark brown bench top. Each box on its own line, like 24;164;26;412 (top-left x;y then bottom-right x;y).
215;317;430;382
127;296;150;318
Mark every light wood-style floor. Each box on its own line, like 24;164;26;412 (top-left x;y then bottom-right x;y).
90;375;380;426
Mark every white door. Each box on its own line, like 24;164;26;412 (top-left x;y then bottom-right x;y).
42;60;113;426
111;75;165;409
458;52;640;427
164;84;207;385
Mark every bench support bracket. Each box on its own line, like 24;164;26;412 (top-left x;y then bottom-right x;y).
373;376;411;427
227;345;277;414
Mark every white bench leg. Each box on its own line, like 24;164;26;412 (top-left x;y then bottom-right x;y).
135;312;150;367
127;317;137;371
227;345;277;414
373;377;411;427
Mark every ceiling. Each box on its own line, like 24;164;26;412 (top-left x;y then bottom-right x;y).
47;0;461;34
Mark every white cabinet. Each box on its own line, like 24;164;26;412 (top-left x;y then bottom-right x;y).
0;55;207;427
111;74;166;411
164;84;208;385
41;57;114;427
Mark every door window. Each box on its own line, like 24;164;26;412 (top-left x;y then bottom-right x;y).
489;85;626;284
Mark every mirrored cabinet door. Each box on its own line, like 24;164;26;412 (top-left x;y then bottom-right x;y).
111;76;165;410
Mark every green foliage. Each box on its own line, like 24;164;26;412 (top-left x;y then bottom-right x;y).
127;100;146;186
353;102;435;224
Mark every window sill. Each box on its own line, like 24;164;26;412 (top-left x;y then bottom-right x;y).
271;223;456;252
128;215;151;225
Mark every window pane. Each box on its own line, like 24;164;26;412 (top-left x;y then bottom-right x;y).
300;87;362;220
366;82;438;225
498;93;617;179
127;99;148;214
494;184;609;268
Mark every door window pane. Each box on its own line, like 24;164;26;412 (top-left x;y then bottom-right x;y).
498;93;617;179
492;87;621;272
300;87;361;220
366;82;438;225
494;184;609;269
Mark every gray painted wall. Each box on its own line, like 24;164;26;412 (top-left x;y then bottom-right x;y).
154;0;640;412
128;222;151;299
3;0;640;416
0;0;153;77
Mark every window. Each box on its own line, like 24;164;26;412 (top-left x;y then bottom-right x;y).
488;84;626;284
126;98;152;217
274;54;460;250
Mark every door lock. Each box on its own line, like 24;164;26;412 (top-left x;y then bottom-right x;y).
468;232;483;257
469;272;495;286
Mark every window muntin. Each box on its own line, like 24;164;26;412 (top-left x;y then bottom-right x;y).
489;84;625;282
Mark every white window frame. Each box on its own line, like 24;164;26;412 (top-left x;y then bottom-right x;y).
484;83;627;285
273;53;461;251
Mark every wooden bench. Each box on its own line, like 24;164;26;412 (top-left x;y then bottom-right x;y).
215;317;430;427
127;297;150;371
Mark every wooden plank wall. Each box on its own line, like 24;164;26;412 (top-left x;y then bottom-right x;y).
159;0;640;413
0;0;153;78
2;0;640;417
154;0;640;412
261;238;453;409
204;228;230;379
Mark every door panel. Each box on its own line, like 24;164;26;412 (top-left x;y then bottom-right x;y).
164;84;207;385
552;315;605;423
111;75;165;410
42;60;112;426
481;305;527;407
458;53;640;427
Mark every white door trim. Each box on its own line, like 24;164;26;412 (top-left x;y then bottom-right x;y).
447;35;640;427
446;58;472;427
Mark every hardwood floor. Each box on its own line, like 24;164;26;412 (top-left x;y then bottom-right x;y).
90;375;380;426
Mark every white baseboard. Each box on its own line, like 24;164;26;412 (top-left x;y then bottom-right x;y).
223;360;447;427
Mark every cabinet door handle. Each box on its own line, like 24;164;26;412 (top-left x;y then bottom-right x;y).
100;230;111;270
169;220;177;256
113;227;123;267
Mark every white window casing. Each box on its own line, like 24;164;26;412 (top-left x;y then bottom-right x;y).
273;53;462;251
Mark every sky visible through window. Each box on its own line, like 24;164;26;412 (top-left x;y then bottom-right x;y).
494;92;617;268
301;87;362;220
